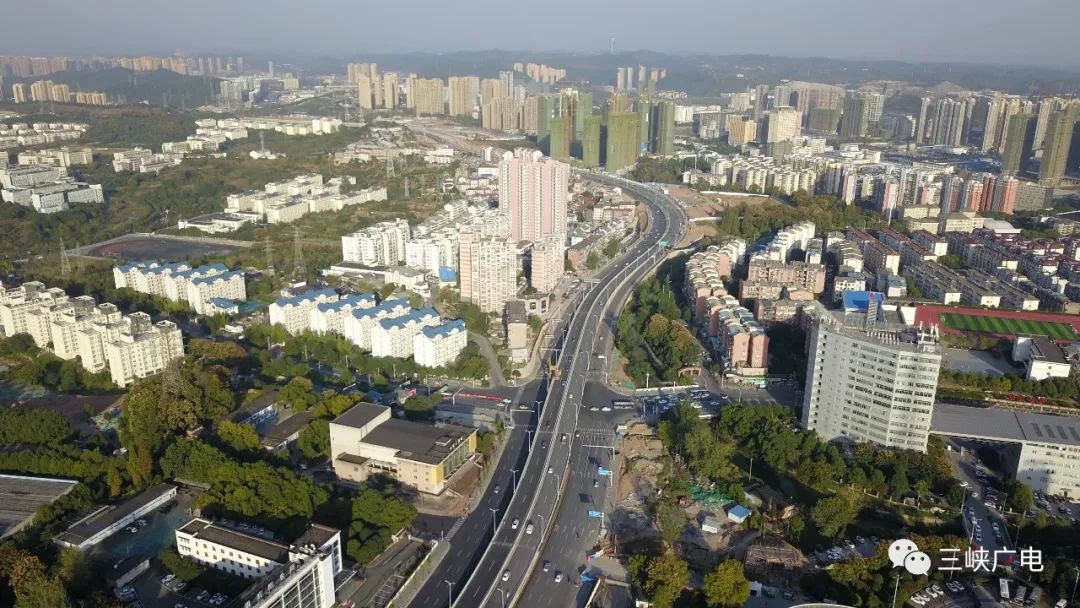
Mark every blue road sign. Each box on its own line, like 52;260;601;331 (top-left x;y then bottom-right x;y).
598;467;611;476
587;510;603;518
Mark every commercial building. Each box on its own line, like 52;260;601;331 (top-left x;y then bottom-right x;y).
499;148;569;243
180;521;342;608
414;319;468;368
932;404;1080;498
330;402;477;495
802;303;941;452
268;288;339;335
176;518;341;581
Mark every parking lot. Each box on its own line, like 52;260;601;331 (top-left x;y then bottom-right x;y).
940;347;1017;377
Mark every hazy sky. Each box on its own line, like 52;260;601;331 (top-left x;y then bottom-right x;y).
4;0;1078;67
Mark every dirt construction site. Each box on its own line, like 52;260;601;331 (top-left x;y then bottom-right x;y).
612;422;757;570
666;187;776;247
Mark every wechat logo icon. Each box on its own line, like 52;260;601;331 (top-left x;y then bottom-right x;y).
889;539;931;576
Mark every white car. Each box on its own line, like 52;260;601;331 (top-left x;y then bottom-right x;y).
511;518;519;530
525;523;534;535
554;572;564;583
502;570;511;582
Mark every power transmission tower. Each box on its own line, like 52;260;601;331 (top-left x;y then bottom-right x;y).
385;155;395;180
264;236;275;275
292;227;305;279
160;358;183;402
59;238;71;277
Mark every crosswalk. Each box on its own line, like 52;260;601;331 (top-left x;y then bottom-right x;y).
446;517;466;540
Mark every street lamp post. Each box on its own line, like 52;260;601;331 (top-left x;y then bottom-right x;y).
489;507;499;530
497;588;506;608
510;469;518;490
444;580;454;606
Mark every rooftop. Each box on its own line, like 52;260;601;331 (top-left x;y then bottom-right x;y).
1030;335;1069;365
332;402;387;430
932;403;1080;447
421;319;466;340
362;418;475;465
259;411;314;448
54;483;175;546
273;287;337;309
178;518;288;562
0;474;80;539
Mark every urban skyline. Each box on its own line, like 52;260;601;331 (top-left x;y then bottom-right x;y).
1;0;1079;67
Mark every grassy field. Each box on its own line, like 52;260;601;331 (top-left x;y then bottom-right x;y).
940;312;1078;340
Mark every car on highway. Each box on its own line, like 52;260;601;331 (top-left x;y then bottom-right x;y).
593;479;600;488
542;561;551;572
548;466;554;474
502;570;511;582
511;518;519;530
525;522;534;535
554;572;564;583
493;485;500;494
540;439;547;449
501;398;512;405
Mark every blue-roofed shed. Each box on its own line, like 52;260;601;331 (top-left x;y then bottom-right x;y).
727;504;752;524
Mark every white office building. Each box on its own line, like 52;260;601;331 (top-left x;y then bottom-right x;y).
308;293;376;336
342;299;411;350
802;303;942;452
413;319;467;367
933;404;1080;498
268;288;339;335
370;307;440;359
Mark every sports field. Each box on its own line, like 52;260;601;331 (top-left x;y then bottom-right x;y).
939;312;1079;340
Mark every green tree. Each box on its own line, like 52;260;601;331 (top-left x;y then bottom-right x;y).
57;548;95;597
1003;479;1034;512
106;465;123;498
703;560;751;607
297;419;330;460
215;420;262;453
946;484;966;510
280;377;318;411
603;238;620;258
811;492;861;538
657;502;687;544
586;251;602;270
158;548;204;581
642;553;689;608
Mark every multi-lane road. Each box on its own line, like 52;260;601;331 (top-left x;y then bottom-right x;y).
438;174;686;608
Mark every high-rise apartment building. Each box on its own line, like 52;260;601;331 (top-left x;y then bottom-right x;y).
356;74;373;111
763;107;801;143
652;101;675;156
461;236;516;313
582;116;602;168
1039;105;1079;186
839;91;868;138
727;116;757;146
604;112;639;172
1001;114;1037;177
1034;97;1067;150
547;117;571;160
448;76;479;117
381;73;398;109
498;148;569;243
636;99;652;155
574;91;593;138
410;78;445;116
536;96;556;151
801;303;942;452
11;83;28;104
926;97;969;147
529;236;565;294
